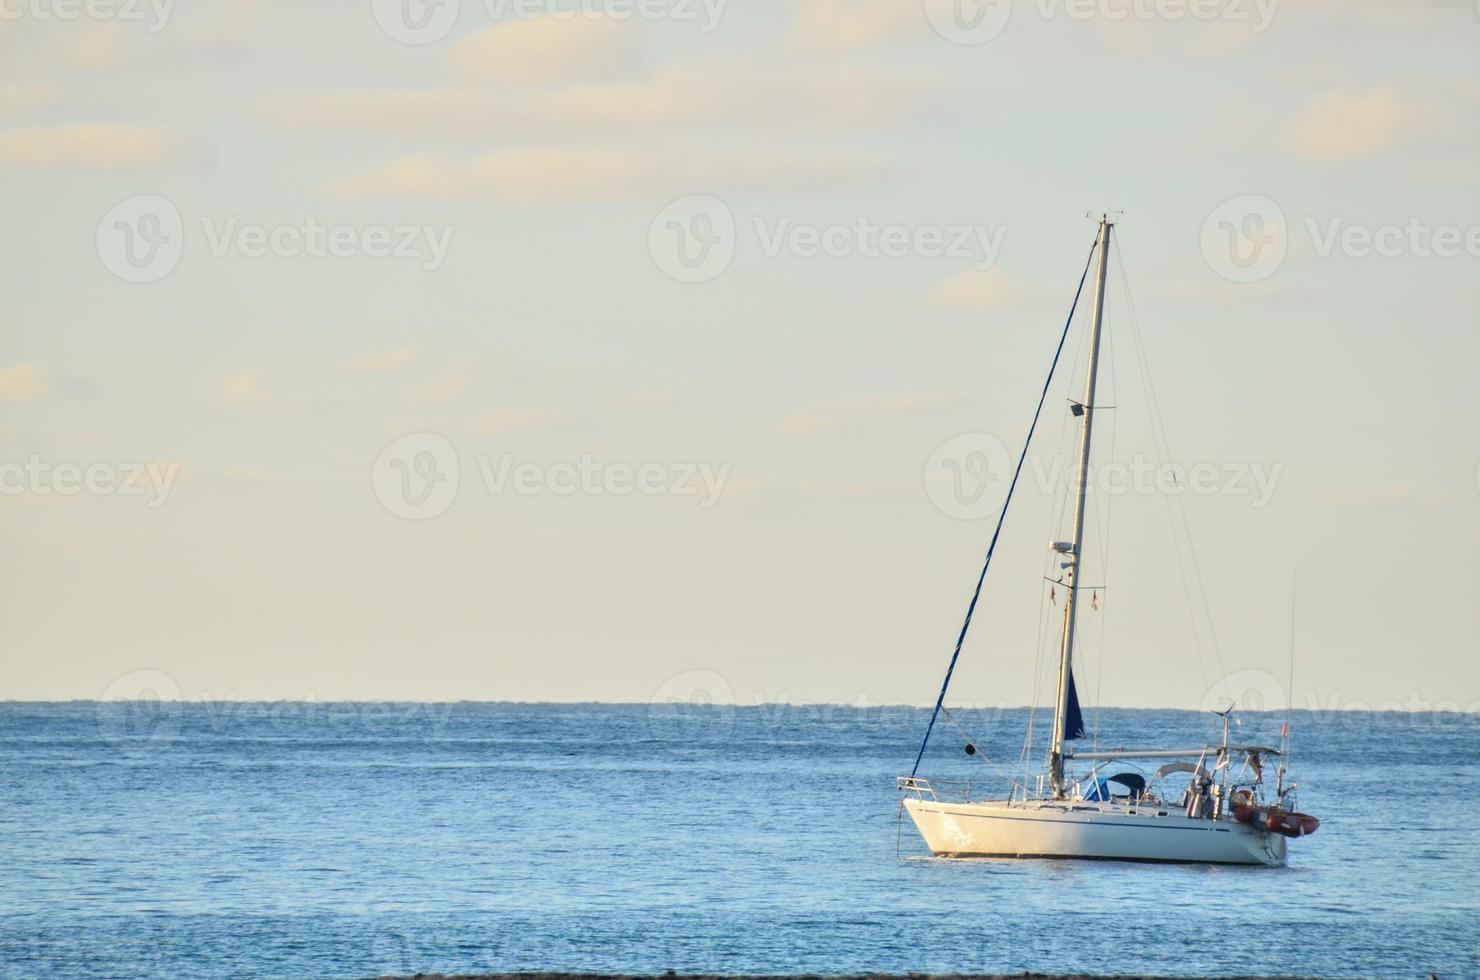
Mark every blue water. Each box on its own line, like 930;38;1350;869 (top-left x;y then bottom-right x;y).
2;702;1476;979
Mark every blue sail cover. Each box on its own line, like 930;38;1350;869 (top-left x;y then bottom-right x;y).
1063;671;1086;741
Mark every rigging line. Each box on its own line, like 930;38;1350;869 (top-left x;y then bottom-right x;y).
1089;304;1117;753
939;706;1016;787
1019;556;1054;789
910;237;1100;778
1117;272;1209;705
1285;570;1297;770
1114;236;1220;703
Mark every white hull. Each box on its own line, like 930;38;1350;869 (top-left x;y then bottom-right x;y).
904;797;1286;867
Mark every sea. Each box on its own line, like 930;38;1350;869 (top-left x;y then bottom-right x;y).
2;702;1476;980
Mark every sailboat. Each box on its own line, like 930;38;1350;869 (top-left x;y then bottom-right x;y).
899;217;1319;867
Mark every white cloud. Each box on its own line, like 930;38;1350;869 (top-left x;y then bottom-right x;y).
353;345;420;373
0;81;62;117
788;0;921;50
254;63;939;141
926;268;1049;314
0;363;47;401
173;0;262;46
322;146;900;203
221;466;281;483
0;124;180;170
401;370;469;407
469;408;557;434
218;369;268;408
53;21;131;71
777;389;965;434
624;391;673;410
450;17;638;86
1285;87;1434;162
776;413;839;435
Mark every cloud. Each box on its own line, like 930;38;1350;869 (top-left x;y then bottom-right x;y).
53;21;131;71
777;389;966;434
624;391;673;410
0;363;47;401
322;146;900;203
450;17;638;86
221;466;281;483
0;124;180;170
173;0;262;46
776;413;840;435
788;0;921;50
218;369;268;408
0;81;62;117
353;344;420;373
926;268;1050;313
1311;485;1413;508
401;369;469;407
469;408;557;434
254;63;939;141
1157;277;1284;307
1284;87;1434;161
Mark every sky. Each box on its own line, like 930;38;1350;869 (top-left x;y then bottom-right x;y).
1;0;1477;714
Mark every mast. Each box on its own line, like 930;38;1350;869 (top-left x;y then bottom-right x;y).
1049;216;1113;797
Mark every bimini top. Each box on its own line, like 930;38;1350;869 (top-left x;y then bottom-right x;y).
1083;772;1148;801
